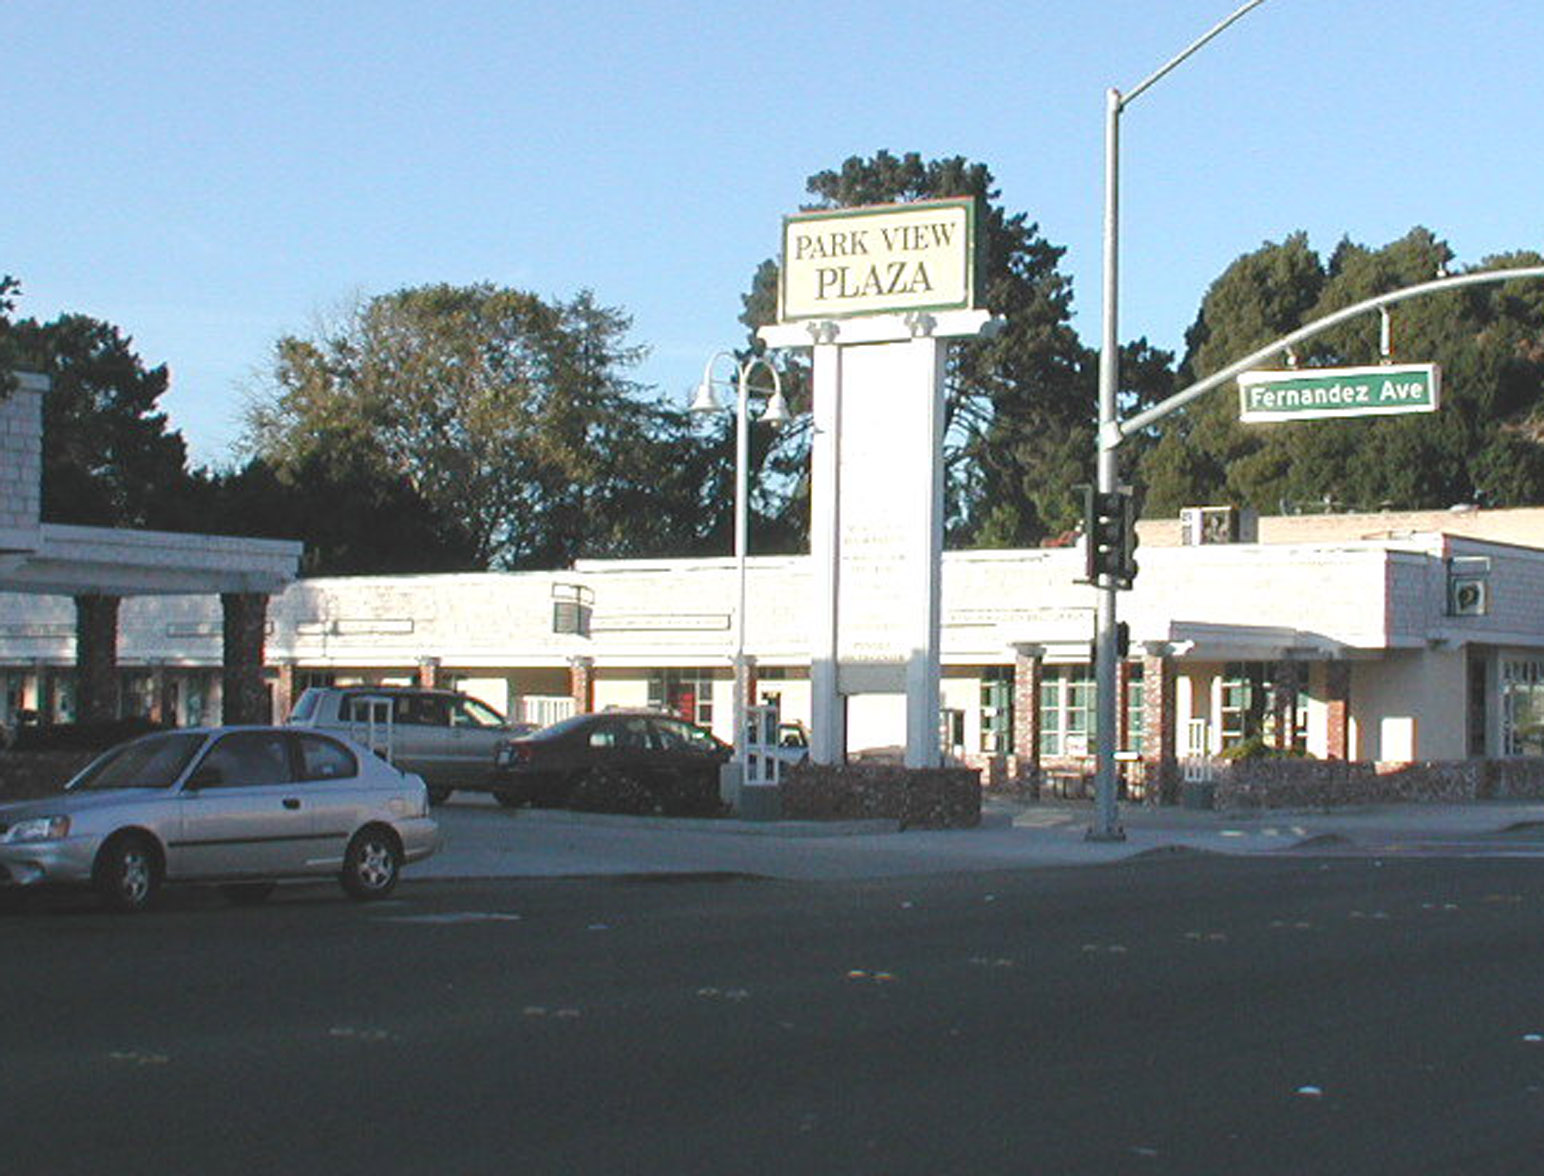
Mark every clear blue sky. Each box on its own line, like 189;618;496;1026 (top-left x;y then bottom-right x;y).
6;1;1541;466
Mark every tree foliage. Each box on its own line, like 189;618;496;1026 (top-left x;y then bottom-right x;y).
246;284;709;569
190;454;483;576
0;275;21;398
1;308;199;529
1139;228;1544;516
738;150;1171;549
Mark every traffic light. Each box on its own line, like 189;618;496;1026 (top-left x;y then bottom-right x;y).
1081;485;1139;590
1117;490;1139;589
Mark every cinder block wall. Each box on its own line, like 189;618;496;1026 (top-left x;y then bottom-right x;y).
0;378;44;535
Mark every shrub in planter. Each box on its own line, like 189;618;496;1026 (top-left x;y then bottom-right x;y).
1218;736;1311;762
9;717;165;753
653;773;727;818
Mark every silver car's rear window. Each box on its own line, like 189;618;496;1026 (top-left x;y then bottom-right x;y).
70;732;207;790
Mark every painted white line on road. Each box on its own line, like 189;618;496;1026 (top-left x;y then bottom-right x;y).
376;911;525;924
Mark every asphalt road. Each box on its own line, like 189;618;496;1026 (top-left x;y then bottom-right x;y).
7;854;1544;1175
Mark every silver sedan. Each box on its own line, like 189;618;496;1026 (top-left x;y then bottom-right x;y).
0;726;439;912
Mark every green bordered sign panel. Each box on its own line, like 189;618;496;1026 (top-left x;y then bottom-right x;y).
778;198;979;323
1238;363;1441;424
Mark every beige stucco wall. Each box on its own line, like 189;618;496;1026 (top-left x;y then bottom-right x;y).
1351;647;1468;761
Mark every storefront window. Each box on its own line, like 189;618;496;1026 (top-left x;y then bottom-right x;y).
940;708;966;758
648;668;715;726
1040;666;1095;757
1126;665;1145;756
1221;662;1308;752
980;666;1014;754
1501;658;1544;756
121;672;155;720
1220;663;1263;749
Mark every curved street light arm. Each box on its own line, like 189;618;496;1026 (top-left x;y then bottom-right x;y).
1121;0;1268;110
1112;265;1544;445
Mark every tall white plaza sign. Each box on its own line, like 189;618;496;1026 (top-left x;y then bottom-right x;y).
760;198;996;768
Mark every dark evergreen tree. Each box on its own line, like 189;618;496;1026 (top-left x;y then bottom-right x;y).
196;455;482;576
2;311;199;529
1139;229;1544;516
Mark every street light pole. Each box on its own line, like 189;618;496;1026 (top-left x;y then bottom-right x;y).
1091;0;1268;842
692;353;790;771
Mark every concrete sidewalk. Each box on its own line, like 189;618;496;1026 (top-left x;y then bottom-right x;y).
408;795;1544;883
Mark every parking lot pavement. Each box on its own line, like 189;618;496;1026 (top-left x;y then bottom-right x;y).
406;795;1544;883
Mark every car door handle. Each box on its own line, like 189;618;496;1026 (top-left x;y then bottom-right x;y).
283;797;302;811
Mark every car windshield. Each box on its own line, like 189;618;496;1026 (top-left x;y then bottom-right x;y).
289;689;322;721
69;732;207;791
452;697;507;728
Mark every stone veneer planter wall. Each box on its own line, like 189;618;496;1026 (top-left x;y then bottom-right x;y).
1213;758;1544;810
781;762;982;829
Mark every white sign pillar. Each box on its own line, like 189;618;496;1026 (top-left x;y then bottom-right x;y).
900;330;947;768
761;310;993;768
807;324;844;763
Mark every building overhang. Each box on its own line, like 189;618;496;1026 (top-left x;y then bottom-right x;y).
0;524;302;598
1162;621;1355;663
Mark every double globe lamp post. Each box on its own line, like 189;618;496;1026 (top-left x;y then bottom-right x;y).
690;353;792;773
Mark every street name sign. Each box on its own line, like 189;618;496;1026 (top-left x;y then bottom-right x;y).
1238;363;1441;423
778;198;978;323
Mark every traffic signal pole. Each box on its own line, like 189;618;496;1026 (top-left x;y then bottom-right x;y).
1090;0;1544;845
1090;85;1125;842
1090;1;1269;843
1091;261;1544;841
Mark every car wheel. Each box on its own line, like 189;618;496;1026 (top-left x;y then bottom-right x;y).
340;826;402;901
93;832;160;914
222;882;277;906
426;786;453;806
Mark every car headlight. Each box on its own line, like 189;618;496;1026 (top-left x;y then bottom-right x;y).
4;816;71;843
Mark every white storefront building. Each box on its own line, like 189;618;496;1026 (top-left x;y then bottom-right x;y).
7;505;1544;794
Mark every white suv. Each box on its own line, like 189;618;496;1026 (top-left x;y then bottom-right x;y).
288;686;534;804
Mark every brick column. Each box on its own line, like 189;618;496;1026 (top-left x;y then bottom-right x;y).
273;661;298;723
734;654;759;748
569;656;595;714
1117;660;1133;750
1141;646;1179;805
74;593;121;724
1325;661;1352;760
1012;644;1044;781
741;655;759;712
221;593;271;725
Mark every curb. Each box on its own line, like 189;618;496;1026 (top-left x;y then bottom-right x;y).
490;806;900;839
